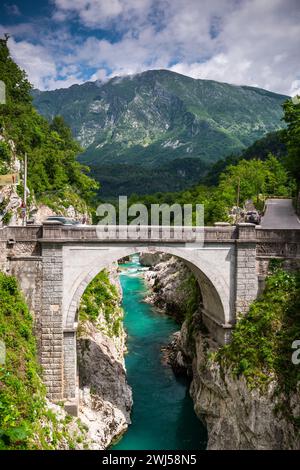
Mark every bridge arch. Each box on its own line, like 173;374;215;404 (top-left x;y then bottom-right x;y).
63;245;233;338
61;244;235;409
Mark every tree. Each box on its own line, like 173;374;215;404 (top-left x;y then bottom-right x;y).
264;153;292;196
0;36;32;106
218;159;267;206
50;116;79;151
0;39;98;206
283;99;300;188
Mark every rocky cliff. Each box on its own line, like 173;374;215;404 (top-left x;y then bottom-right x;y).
174;322;300;450
77;264;132;449
143;255;300;450
142;253;201;323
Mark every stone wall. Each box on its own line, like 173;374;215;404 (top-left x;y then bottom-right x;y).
40;243;64;401
235;243;258;315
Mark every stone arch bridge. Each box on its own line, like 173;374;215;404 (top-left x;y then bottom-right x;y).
0;222;299;414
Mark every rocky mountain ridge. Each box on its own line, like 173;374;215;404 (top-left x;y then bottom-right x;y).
33;70;288;196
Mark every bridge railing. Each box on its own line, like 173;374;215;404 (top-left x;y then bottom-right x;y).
41;224;237;242
0;225;42;241
2;224;298;244
256;227;300;243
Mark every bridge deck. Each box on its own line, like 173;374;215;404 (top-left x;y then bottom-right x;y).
1;223;299;244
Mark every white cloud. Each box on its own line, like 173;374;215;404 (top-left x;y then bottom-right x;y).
291;80;300;97
7;37;84;90
53;0;153;28
2;0;299;94
8;38;57;89
90;68;108;82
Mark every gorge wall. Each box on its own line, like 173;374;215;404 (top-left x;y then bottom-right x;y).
178;323;300;450
77;263;132;449
142;253;300;450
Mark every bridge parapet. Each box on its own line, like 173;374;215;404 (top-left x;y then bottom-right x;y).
41;224;237;243
0;225;42;241
256;227;300;243
1;223;298;244
256;226;300;259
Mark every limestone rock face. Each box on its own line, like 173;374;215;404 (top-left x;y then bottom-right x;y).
0;185;22;225
77;263;132;449
32;202;90;225
77;321;132;449
33;204;55;225
177;322;300;450
40;400;92;450
144;256;197;321
139;252;170;267
0;135;23;226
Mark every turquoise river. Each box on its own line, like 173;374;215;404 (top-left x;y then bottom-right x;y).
112;255;207;450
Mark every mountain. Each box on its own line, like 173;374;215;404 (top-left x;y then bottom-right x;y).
204;130;287;186
32;70;288;197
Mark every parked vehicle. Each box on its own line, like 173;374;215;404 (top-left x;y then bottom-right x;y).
245;210;261;224
45;216;81;226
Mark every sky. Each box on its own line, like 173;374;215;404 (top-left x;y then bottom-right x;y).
0;0;299;95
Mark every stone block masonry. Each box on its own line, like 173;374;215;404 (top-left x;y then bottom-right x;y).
235;243;258;315
63;331;77;401
40;243;64;401
235;224;258;316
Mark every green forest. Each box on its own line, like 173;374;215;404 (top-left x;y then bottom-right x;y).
0;37;98;218
125;100;299;225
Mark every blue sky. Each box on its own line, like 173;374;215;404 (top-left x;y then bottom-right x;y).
0;0;299;95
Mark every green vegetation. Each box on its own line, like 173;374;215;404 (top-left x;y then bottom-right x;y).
33;69;287;197
124;153;292;225
218;154;292;209
217;268;300;402
0;272;88;450
180;273;203;342
181;274;201;323
204;130;287;186
79;270;123;338
0;38;98;209
283;99;300;188
0;273;45;449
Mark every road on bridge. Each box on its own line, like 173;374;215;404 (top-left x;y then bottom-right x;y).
260;198;300;229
